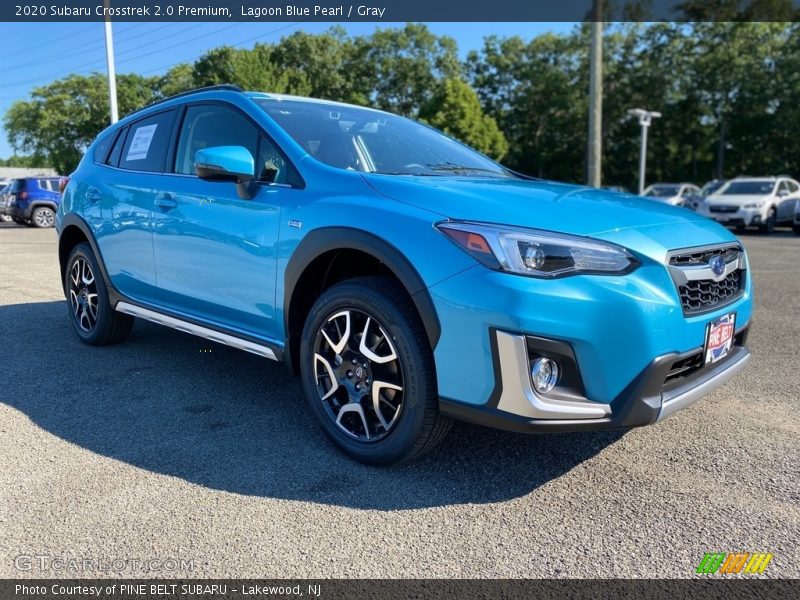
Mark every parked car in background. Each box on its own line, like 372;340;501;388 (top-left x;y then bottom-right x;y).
0;181;12;222
699;176;800;234
700;179;727;198
642;182;701;208
57;86;752;465
0;177;62;227
793;200;800;235
602;185;630;194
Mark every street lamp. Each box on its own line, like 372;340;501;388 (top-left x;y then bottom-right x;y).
628;108;661;195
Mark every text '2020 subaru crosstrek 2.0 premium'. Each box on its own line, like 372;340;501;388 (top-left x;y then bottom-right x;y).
57;86;752;465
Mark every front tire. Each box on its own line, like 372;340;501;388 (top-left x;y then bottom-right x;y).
31;206;56;228
65;242;134;345
759;208;776;234
299;276;451;465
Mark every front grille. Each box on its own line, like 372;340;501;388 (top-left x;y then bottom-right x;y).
668;245;740;267
709;205;738;213
663;328;748;387
665;351;704;383
678;270;744;314
668;244;745;315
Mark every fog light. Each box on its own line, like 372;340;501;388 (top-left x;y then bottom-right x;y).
531;358;559;393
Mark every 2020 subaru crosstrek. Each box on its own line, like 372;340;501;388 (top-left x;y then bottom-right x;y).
57;86;752;465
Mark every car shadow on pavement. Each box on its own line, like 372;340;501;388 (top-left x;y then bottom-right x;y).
3;300;625;510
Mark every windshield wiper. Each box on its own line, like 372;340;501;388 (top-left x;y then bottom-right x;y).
426;163;507;177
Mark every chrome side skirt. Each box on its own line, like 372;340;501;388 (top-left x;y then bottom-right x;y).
115;301;278;361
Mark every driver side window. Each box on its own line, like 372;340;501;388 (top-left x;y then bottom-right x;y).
175;104;258;177
174;104;293;185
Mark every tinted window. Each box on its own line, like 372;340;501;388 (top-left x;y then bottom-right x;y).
10;180;25;192
93;133;114;163
175;105;258;176
119;110;176;172
788;180;800;193
107;126;128;167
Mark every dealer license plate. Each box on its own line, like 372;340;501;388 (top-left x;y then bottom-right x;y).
704;313;736;364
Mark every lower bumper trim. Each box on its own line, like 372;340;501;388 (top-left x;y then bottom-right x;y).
440;331;751;434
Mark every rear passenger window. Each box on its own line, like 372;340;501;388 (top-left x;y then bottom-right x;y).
119;110;177;172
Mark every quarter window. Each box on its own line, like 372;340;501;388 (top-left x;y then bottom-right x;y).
118;110;177;172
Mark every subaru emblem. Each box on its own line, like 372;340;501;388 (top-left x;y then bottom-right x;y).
709;256;726;278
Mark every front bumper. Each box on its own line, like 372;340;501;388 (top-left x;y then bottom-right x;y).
440;328;751;432
704;207;763;227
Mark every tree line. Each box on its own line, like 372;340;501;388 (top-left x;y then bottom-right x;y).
5;21;800;188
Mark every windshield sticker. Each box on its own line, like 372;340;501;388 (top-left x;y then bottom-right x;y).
126;124;158;161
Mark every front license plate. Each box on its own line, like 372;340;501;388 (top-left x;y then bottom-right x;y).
715;216;729;223
704;313;736;364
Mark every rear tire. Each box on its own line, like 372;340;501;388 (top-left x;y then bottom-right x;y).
759;208;776;234
299;276;451;465
65;242;134;346
31;206;56;228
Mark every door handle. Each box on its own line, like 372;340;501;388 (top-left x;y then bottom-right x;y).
85;187;101;202
155;193;177;210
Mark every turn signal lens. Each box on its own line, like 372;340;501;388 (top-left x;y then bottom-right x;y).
59;176;70;195
438;226;500;269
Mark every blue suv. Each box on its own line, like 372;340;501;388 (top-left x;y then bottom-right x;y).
2;177;62;227
57;86;752;465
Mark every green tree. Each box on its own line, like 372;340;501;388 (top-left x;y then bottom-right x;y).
4;73;158;173
420;78;508;160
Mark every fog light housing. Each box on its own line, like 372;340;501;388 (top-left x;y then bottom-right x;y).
531;357;559;393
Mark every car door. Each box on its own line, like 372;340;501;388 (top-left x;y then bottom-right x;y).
778;179;800;222
86;109;177;304
152;102;295;342
775;180;793;222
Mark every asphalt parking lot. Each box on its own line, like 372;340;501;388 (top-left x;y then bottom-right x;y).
0;222;798;579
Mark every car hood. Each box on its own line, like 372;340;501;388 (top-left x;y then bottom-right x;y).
363;175;736;262
364;174;713;235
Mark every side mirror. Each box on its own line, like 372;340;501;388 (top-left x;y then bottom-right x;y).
778;189;789;198
194;146;256;199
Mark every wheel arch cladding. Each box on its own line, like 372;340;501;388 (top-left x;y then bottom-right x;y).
57;215;119;304
284;227;441;373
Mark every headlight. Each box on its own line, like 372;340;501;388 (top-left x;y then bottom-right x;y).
436;221;639;278
743;200;765;208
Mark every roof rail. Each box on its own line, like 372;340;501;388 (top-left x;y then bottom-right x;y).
130;84;245;117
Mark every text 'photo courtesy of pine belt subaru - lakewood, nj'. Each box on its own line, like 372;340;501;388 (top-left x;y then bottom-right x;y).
57;86;753;465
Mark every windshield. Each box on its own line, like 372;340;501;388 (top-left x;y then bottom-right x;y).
719;181;776;195
644;185;680;197
701;180;725;196
254;98;513;178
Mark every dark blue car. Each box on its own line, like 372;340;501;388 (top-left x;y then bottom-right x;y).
1;177;62;227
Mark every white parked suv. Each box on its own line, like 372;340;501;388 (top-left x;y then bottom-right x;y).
700;176;800;233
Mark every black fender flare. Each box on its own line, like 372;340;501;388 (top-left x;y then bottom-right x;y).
57;213;123;307
284;226;441;352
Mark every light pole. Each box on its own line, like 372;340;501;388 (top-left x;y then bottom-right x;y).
103;0;119;124
628;108;661;195
587;1;603;188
